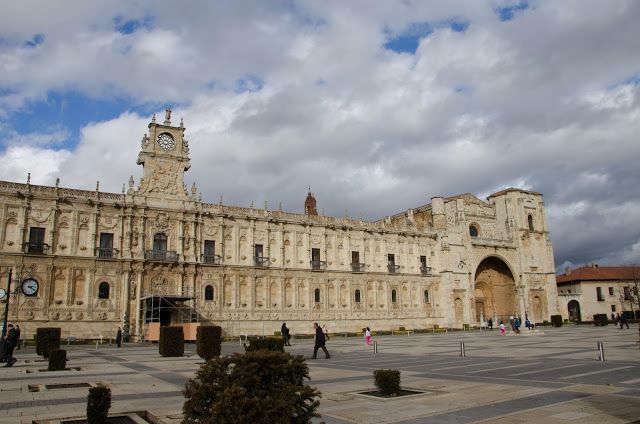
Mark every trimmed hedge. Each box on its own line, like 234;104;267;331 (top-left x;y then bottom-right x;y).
550;315;563;327
48;349;67;371
87;383;111;424
196;325;222;360
593;314;609;326
183;350;320;424
36;327;61;358
244;337;285;352
159;326;184;357
374;369;401;396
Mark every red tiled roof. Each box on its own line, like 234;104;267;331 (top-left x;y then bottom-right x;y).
556;266;640;284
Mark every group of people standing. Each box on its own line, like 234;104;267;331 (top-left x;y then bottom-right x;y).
1;323;20;367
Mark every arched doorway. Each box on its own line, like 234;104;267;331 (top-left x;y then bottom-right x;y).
474;257;517;324
567;300;581;322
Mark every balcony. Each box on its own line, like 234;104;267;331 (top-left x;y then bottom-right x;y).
420;266;432;275
96;247;117;259
24;243;49;255
254;256;270;267
310;260;327;271
351;263;366;273
201;254;222;265
387;264;400;274
145;250;179;262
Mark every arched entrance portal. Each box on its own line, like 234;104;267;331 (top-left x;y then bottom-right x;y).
567;300;581;322
474;257;517;324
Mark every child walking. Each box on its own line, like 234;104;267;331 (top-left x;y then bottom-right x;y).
364;327;372;346
499;321;506;336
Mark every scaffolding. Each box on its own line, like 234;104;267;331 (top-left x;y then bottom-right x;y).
140;295;200;341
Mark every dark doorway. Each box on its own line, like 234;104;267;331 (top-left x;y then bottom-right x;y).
568;300;581;322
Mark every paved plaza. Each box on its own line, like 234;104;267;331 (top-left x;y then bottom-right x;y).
1;326;639;423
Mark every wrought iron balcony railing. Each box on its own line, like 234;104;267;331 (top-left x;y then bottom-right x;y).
351;263;366;273
145;250;179;262
387;264;401;274
201;254;222;265
96;247;117;259
420;266;432;275
310;260;327;270
254;256;270;267
24;243;49;255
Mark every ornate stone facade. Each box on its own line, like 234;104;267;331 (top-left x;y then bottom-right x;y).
0;111;558;339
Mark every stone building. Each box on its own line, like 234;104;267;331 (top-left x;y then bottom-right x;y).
557;265;640;322
0;111;558;340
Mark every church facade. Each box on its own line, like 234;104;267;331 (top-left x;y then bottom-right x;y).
0;111;558;340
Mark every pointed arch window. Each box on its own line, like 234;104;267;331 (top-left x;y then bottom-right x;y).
391;289;397;303
354;289;361;303
205;285;214;301
314;288;321;303
424;289;430;303
98;282;110;299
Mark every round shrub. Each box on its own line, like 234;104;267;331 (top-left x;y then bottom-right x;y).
196;326;222;360
159;326;184;357
87;383;111;424
373;369;401;396
183;350;321;424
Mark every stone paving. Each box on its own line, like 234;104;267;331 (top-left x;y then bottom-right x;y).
1;326;639;423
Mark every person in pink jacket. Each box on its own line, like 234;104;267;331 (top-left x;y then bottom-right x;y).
499;321;506;336
364;327;372;345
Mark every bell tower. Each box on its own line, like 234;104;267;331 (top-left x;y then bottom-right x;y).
136;109;191;198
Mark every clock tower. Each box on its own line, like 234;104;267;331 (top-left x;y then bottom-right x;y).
135;109;192;199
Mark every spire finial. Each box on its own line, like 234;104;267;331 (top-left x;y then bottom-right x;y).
151;113;156;123
96;181;100;191
55;177;60;188
164;108;172;125
27;172;31;184
180;117;184;128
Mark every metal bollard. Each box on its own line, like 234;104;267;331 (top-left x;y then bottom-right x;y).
373;341;378;354
597;341;605;362
95;341;99;351
460;341;466;357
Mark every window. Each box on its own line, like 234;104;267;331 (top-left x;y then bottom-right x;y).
204;240;216;264
28;227;46;253
351;251;360;263
528;215;534;231
608;287;614;296
205;285;214;301
387;254;395;266
596;286;604;302
469;225;478;237
611;305;616;312
424;289;429;303
623;287;631;301
98;282;110;299
311;248;321;269
420;255;427;268
254;244;263;258
354;289;361;303
391;289;397;303
153;233;167;251
314;288;321;303
98;233;114;258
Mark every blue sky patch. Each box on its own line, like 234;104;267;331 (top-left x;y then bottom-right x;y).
495;1;529;22
384;19;469;54
113;15;154;35
235;75;264;93
8;92;157;149
24;33;45;48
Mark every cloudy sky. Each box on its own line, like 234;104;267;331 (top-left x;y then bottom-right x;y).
0;1;639;272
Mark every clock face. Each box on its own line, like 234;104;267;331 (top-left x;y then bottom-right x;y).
157;133;176;150
21;278;39;296
0;288;6;299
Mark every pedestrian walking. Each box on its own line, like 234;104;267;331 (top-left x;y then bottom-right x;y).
116;327;122;348
514;317;521;334
499;321;506;336
3;324;18;367
364;327;372;346
311;322;330;359
487;318;493;330
281;322;292;346
15;325;21;350
620;314;630;329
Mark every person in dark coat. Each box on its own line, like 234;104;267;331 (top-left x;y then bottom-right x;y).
487;318;493;330
15;325;21;350
281;323;292;346
116;327;122;348
3;324;17;367
311;322;330;359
